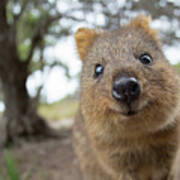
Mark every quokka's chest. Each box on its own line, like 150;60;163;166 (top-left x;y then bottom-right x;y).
99;145;175;180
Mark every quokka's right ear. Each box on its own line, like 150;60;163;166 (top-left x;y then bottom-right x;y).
74;28;102;61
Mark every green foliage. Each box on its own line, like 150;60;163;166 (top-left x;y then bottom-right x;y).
17;10;47;61
17;43;31;61
17;12;38;42
2;150;20;180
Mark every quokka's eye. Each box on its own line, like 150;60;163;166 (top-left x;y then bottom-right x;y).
139;53;153;65
94;64;104;78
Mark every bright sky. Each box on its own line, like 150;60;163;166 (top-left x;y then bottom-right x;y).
27;37;81;103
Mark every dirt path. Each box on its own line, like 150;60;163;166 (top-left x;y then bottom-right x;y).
0;130;83;180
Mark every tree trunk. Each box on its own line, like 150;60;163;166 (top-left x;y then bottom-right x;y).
0;62;55;146
0;1;58;146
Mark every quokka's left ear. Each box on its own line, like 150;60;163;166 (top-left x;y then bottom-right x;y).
128;15;159;44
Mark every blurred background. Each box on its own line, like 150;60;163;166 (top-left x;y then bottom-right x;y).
0;0;180;179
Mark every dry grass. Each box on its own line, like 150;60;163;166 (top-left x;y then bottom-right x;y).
38;97;79;122
174;63;180;74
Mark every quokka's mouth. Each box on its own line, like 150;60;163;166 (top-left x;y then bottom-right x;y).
109;105;140;116
109;97;150;117
122;110;138;116
120;100;151;117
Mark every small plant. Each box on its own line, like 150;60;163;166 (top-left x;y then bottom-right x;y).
1;150;20;180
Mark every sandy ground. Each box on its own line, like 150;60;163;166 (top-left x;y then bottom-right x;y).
0;129;83;180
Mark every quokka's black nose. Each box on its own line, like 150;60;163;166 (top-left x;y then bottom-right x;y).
112;76;140;104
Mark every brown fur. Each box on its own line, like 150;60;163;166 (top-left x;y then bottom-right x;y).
169;116;180;180
73;15;180;180
128;15;159;45
75;28;102;60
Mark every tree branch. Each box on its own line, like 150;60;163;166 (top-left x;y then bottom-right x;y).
0;0;9;31
48;60;71;79
25;14;63;66
13;1;28;24
63;14;84;21
32;45;45;106
25;12;84;66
